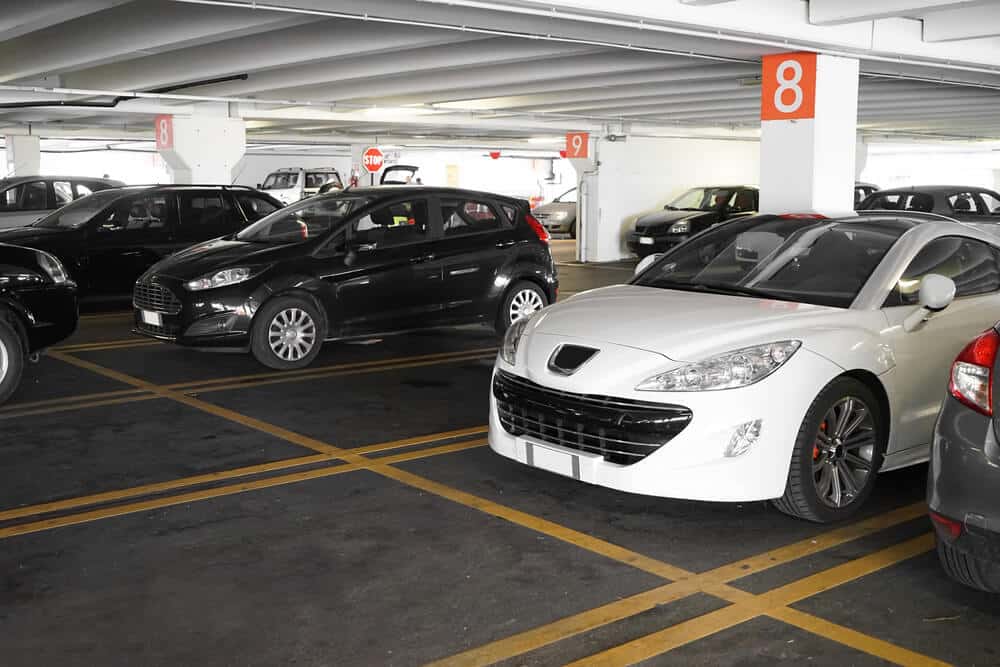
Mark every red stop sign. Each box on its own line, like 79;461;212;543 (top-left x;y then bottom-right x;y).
362;147;384;173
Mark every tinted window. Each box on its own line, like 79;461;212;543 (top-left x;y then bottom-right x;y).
728;189;757;212
348;200;430;250
95;194;172;239
305;172;341;189
75;183;95;197
53;181;73;206
236;193;280;222
948;192;979;214
261;172;297;190
0;181;49;211
888;237;1000;306
668;187;734;212
865;192;933;213
554;188;577;204
237;195;368;244
33;189;124;228
177;192;237;240
635;216;907;308
441;199;505;237
978;191;1000;215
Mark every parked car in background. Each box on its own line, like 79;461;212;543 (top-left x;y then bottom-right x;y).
929;324;1000;592
0;185;281;301
321;165;422;193
492;211;1000;523
854;182;879;209
858;185;1000;222
132;187;557;370
0;175;123;229
0;243;77;404
626;186;758;257
533;187;578;238
259;168;343;204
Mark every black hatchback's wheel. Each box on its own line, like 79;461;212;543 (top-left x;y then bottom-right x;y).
937;537;1000;593
495;281;547;334
251;296;325;370
773;377;885;523
0;316;25;406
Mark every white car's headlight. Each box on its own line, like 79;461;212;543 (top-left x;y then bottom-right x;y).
36;251;69;284
669;221;690;234
636;341;801;392
500;315;534;365
551;210;570;221
185;267;255;291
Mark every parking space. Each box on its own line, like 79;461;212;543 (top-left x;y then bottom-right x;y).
2;257;987;667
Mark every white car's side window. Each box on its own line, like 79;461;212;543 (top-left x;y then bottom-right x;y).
885;236;1000;307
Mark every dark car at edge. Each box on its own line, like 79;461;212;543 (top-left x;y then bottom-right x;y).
0;184;283;302
132;186;557;369
929;325;1000;592
0;243;78;404
626;185;758;257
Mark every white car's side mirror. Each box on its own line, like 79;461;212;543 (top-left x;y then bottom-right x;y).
903;274;956;332
634;253;664;276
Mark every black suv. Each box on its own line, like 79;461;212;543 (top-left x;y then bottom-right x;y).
0;243;78;404
0;185;282;300
133;187;557;369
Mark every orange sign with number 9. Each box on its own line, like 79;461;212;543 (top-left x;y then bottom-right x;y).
761;52;817;121
565;132;589;159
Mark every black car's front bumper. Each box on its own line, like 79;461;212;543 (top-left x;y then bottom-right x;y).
928;394;1000;560
626;232;688;256
11;283;78;352
132;275;259;349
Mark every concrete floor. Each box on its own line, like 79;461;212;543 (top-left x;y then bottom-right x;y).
2;240;997;666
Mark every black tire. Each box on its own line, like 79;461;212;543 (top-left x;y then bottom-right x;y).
0;316;25;406
250;295;325;370
937;537;1000;593
772;377;886;523
494;281;548;335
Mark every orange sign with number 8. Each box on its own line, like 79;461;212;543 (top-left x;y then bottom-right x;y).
761;52;817;121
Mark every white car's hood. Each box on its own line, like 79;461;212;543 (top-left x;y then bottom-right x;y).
533;284;847;361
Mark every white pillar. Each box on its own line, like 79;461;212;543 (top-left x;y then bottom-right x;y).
158;104;245;184
5;135;40;176
759;53;859;215
993;169;1000;193
855;136;869;181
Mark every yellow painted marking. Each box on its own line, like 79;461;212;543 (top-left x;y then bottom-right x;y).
0;394;163;420
0;388;148;413
53;339;160;353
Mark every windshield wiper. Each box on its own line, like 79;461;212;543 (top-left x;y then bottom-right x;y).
695;282;784;299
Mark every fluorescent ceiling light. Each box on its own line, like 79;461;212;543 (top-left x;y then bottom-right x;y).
527;136;564;144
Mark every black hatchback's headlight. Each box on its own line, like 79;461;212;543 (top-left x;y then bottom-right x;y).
36;251;69;284
185;267;256;292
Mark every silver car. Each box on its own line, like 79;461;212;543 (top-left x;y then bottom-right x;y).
533;187;577;238
0;176;123;229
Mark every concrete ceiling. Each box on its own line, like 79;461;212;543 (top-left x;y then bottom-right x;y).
2;0;1000;146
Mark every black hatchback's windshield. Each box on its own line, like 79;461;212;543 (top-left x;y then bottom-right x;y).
633;215;909;308
237;195;369;244
33;189;124;229
667;187;734;212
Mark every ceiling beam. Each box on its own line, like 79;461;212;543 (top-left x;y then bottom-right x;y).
0;0;131;43
808;0;992;25
922;4;1000;41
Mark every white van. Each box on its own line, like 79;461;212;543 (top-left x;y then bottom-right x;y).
258;168;343;205
0;176;124;229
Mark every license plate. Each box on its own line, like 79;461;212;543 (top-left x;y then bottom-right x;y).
522;440;600;482
141;310;162;326
639;236;654;245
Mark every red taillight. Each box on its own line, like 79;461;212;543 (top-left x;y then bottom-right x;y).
779;213;827;220
525;213;550;245
930;511;963;540
949;329;999;416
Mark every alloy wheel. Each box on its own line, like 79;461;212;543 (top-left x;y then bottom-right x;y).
812;396;876;509
508;289;544;324
268;307;317;362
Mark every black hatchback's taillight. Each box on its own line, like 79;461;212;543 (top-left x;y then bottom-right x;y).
525;213;550;245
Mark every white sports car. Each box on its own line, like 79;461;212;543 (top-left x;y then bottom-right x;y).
489;212;1000;522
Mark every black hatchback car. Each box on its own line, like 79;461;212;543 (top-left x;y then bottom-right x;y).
929;325;1000;592
133;187;557;369
0;185;282;301
626;186;758;257
0;243;78;404
859;185;1000;222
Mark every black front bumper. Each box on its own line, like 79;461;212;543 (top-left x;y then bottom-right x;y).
928;394;1000;560
626;232;687;256
15;283;78;352
132;276;257;349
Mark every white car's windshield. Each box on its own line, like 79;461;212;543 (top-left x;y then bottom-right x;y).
667;187;734;212
634;215;911;308
237;195;370;244
32;189;123;229
261;172;297;190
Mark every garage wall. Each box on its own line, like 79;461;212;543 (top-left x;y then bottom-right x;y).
584;136;761;262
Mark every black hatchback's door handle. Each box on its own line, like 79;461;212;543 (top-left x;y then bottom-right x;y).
495;240;515;249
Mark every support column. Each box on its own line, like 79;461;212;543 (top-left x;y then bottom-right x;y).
855;136;869;181
759;52;859;215
5;134;40;176
158;104;245;184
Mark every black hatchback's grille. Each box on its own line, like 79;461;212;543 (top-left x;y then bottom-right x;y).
493;371;692;465
133;280;182;315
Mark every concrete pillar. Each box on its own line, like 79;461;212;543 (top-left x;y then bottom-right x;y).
5;135;40;176
759;52;859;215
158;104;245;184
572;135;760;262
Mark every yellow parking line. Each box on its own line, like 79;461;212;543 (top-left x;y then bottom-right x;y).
429;502;928;667
53;339;159;353
0;388;147;413
0;394;163;420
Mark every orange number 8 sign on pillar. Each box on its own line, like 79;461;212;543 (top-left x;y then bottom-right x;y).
760;52;817;121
